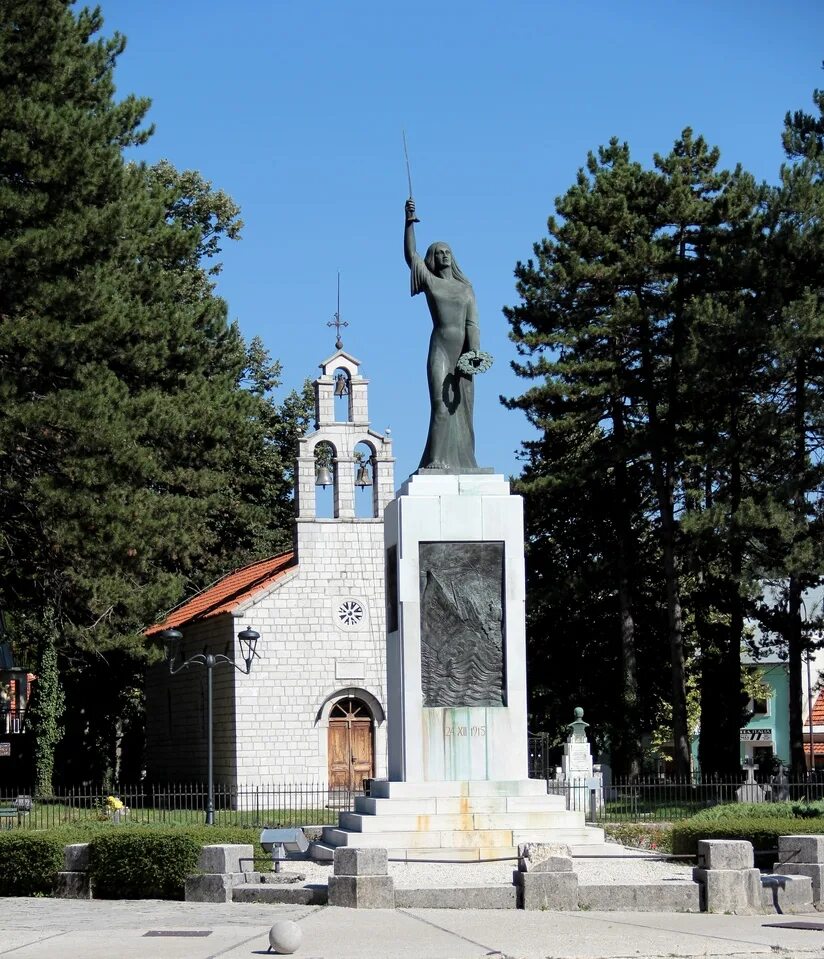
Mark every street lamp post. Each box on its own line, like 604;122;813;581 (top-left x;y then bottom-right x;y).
158;625;259;825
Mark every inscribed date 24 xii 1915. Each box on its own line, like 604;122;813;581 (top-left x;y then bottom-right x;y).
419;541;505;707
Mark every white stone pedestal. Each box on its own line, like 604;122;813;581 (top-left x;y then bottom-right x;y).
383;472;528;782
311;472;607;862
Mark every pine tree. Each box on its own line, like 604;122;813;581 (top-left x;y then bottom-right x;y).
752;86;824;776
505;131;769;775
0;2;310;781
505;139;666;773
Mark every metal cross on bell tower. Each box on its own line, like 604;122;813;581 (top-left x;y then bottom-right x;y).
327;272;349;350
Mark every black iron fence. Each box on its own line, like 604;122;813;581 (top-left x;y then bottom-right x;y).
5;775;824;830
0;782;362;830
548;774;824;823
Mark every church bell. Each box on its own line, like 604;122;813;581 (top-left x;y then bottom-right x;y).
355;463;372;488
334;373;349;397
315;465;334;488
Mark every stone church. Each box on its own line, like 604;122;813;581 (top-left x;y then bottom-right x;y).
145;347;394;787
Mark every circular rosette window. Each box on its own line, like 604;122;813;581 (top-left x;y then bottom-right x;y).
333;598;368;631
456;350;494;376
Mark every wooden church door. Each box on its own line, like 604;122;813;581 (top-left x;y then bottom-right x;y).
328;697;374;790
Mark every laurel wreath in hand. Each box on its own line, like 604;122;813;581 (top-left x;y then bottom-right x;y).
456;350;494;376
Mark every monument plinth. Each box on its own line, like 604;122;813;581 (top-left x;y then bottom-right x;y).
312;470;604;861
384;471;528;782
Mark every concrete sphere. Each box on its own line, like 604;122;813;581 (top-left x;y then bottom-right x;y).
268;920;302;955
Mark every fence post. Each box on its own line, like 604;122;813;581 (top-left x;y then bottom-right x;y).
589;788;596;823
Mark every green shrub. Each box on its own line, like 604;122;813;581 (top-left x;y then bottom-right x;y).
688;801;824;823
0;833;63;895
603;822;674;853
88;830;201;899
671;816;824;861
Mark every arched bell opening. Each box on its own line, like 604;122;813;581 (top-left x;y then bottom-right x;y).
353;440;377;518
333;368;352;423
314;440;337;518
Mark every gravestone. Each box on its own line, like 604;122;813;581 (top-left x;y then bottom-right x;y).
737;759;766;804
553;707;603;813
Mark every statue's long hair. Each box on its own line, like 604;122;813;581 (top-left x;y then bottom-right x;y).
424;242;473;289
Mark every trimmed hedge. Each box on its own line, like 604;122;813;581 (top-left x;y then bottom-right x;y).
671;817;824;860
88;830;201;899
0;833;63;895
44;820;262;850
688;801;824;823
603;822;674;853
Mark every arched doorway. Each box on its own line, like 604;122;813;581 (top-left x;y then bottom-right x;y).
328;697;374;790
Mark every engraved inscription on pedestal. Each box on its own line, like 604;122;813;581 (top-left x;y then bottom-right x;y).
419;541;505;707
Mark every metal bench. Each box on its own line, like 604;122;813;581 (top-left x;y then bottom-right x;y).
0;796;32;828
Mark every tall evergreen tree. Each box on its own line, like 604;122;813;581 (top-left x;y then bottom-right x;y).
506;131;768;775
0;2;310;781
505;139;667;773
753;86;824;775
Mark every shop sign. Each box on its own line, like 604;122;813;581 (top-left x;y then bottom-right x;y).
740;728;773;743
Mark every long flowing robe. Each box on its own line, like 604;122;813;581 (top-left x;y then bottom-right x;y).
410;253;479;471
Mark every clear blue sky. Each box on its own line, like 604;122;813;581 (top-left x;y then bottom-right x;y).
99;0;823;482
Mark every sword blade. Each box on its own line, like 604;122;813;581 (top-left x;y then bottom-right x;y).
402;129;414;199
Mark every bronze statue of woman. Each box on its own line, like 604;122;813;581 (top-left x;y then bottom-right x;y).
404;198;480;471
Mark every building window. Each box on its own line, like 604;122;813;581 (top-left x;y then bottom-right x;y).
749;696;769;717
337;600;364;627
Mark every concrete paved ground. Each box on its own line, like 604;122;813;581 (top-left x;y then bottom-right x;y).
3;898;824;958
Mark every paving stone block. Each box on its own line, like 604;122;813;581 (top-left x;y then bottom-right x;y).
327;874;395;908
63;844;90;872
515;870;578;910
333;846;387;876
232;883;327;905
517;842;572;872
696;840;754;871
185;873;233;903
578;883;700;913
526;856;574;873
197;843;254;874
761;874;813;914
186;871;261;903
778;835;824;865
779;862;824;900
693;867;762;914
54;871;92;899
395;886;516;909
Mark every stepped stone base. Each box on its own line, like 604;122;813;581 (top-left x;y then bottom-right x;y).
311;780;605;863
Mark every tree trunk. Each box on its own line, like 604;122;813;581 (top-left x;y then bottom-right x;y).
723;410;745;775
637;310;690;776
610;396;641;776
788;357;808;778
788;574;807;776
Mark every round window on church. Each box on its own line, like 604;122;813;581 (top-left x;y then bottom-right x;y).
337;599;364;627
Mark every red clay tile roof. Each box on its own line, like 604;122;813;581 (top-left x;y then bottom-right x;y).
146;551;296;635
812;689;824;725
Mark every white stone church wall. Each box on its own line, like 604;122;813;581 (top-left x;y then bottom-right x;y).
233;520;388;784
